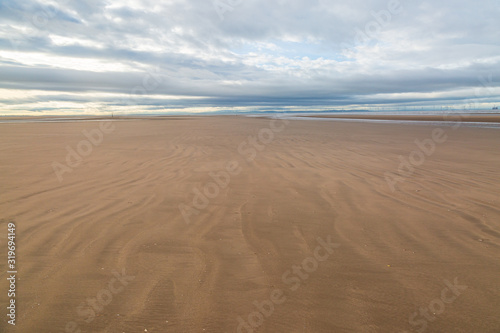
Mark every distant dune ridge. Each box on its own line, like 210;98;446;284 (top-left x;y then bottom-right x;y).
0;116;499;332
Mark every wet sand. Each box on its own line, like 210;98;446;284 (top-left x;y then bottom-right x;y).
300;113;500;123
0;116;499;332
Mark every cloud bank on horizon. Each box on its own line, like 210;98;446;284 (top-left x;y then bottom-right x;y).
1;0;499;115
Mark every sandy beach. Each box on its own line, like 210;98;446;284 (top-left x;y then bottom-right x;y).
1;116;499;332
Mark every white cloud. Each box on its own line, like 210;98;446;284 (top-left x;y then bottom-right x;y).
0;0;499;114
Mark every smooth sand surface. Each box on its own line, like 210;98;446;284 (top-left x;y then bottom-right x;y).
300;113;500;123
1;116;499;332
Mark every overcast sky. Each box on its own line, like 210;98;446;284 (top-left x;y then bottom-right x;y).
1;0;499;115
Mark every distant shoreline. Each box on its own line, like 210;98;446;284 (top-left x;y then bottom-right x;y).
1;113;500;124
298;113;500;123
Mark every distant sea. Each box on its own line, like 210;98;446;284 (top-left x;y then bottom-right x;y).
1;110;500;129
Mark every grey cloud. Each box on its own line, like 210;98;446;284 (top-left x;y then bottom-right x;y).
1;0;499;113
